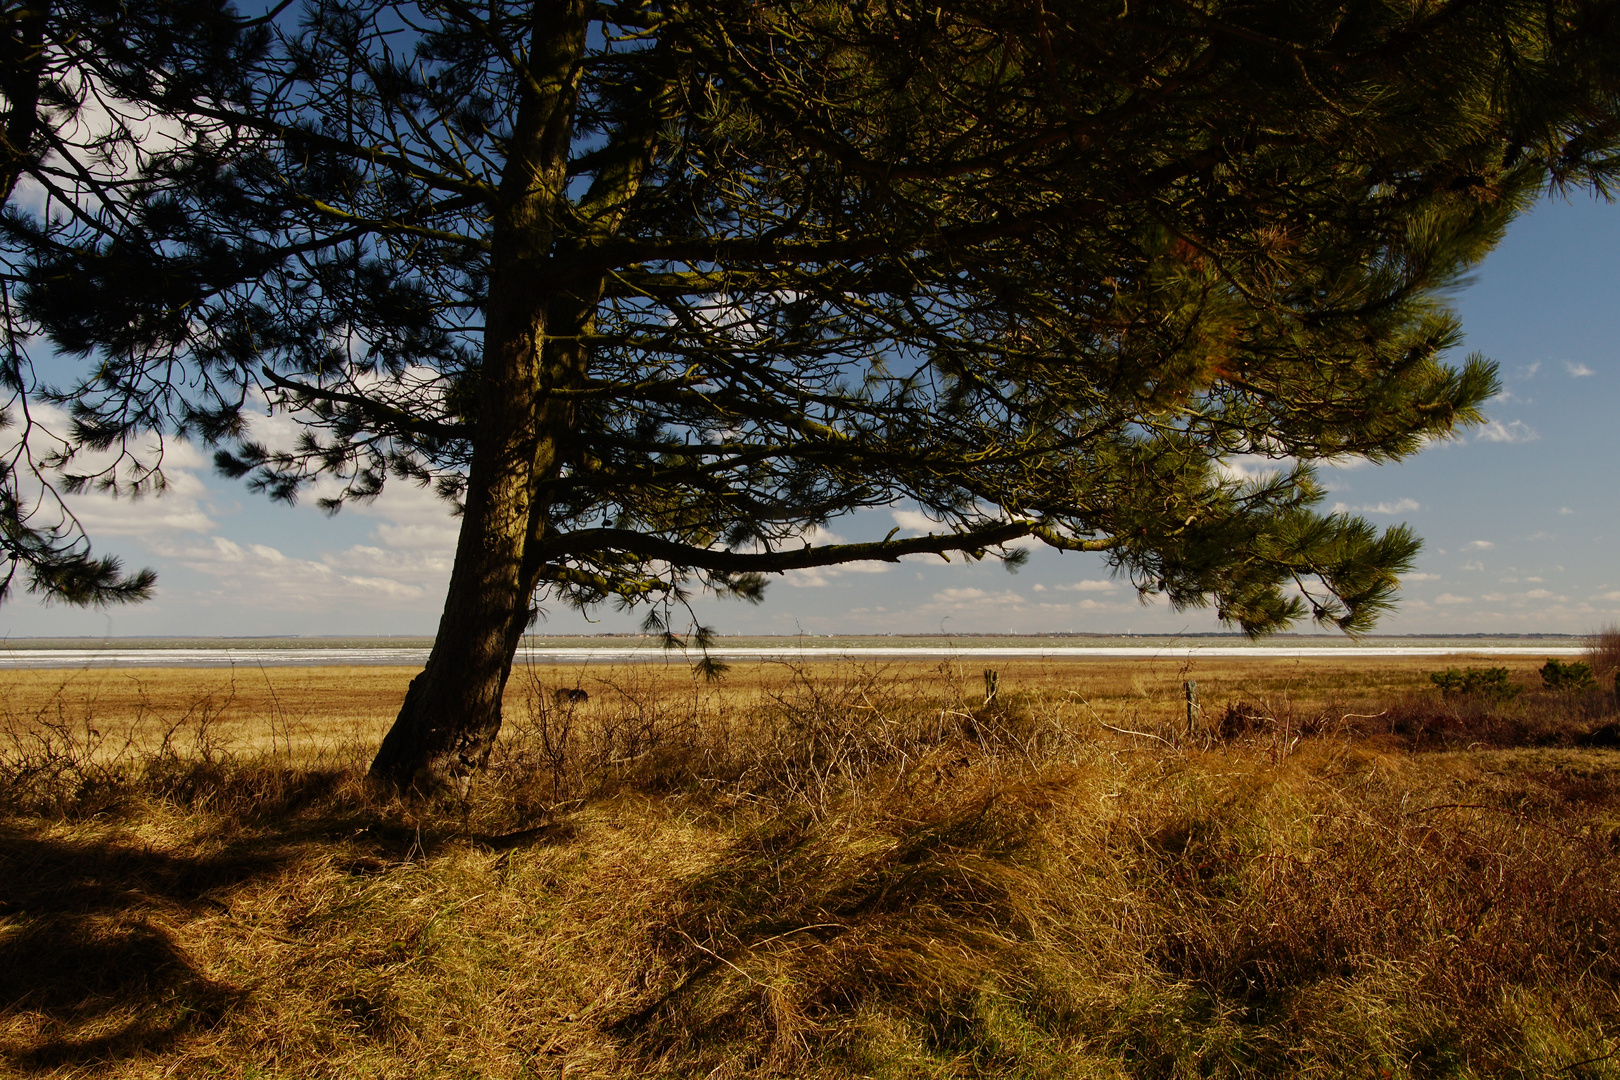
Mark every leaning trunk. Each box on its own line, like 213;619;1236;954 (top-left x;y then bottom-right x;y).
368;0;589;794
366;392;556;794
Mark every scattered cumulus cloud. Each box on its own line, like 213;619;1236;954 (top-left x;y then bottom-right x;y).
1460;560;1486;572
2;404;218;538
1517;362;1542;379
1435;593;1472;605
1463;540;1495;551
1331;497;1419;515
786;560;892;588
890;508;942;533
935;587;990;602
1057;580;1116;592
1215;454;1292;484
3;400;471;617
1402;572;1442;582
148;535;441;607
1564;361;1596;377
927;587;1028;609
1476;420;1538;444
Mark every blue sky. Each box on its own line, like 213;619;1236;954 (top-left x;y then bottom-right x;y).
4;194;1617;639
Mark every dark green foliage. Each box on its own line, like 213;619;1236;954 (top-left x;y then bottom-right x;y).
1540;659;1597;692
13;0;1620;637
0;0;269;607
1429;667;1522;701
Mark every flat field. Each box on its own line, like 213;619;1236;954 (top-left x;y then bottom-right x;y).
2;653;1618;1078
0;653;1553;758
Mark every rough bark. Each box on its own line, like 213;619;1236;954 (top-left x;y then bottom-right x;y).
368;1;589;794
0;1;49;206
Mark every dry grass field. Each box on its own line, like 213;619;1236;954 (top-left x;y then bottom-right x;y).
2;649;1619;1078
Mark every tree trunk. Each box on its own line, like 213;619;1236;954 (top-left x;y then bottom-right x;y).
368;0;589;795
0;1;50;205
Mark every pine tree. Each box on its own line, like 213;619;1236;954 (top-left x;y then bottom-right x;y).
12;0;1620;791
0;0;274;604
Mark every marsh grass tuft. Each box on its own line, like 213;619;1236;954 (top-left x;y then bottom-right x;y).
2;657;1618;1077
1586;624;1620;681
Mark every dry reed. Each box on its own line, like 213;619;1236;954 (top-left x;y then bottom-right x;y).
1;655;1617;1078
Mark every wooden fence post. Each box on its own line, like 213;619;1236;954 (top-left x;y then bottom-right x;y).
1185;680;1200;736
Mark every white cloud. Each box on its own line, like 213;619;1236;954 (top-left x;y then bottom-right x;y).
1560;507;1575;515
68;475;217;537
1332;497;1419;515
784;552;891;588
1402;572;1442;582
345;481;461;550
1476;420;1539;444
1036;598;1128;613
1216;454;1292;484
1518;362;1543;379
935;587;988;601
1463;540;1495;551
891;508;942;533
1;403;217;538
1522;589;1559;600
926;587;1027;609
1460;560;1485;572
1435;593;1472;605
1564;361;1596;377
1057;580;1117;592
148;535;442;608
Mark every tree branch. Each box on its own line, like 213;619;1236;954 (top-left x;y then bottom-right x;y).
258;367;466;441
537;520;1116;574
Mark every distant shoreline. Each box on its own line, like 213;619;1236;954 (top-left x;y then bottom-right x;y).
0;631;1585;651
0;633;1588;668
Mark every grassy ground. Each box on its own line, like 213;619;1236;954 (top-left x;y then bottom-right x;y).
2;654;1618;1078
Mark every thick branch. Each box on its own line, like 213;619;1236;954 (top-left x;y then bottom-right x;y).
537;520;1116;574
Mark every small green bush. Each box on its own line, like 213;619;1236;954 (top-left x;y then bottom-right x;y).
1429;667;1521;700
1540;659;1596;691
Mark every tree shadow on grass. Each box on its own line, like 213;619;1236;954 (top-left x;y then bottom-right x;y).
0;762;575;1071
0;910;240;1070
0;826;292;1070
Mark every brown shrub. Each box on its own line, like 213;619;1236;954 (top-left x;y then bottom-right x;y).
1585;623;1620;679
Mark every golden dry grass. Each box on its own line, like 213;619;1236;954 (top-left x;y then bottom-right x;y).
2;654;1618;1078
0;652;1552;759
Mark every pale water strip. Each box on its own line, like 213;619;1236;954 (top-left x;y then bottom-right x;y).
0;643;1587;668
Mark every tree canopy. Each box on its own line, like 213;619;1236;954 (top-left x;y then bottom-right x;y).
7;0;1620;789
1;0;279;604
